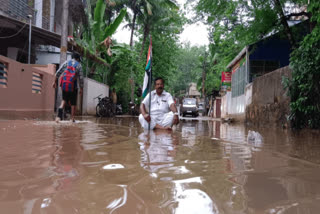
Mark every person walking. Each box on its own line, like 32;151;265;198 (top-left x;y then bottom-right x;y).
139;77;179;130
52;52;83;122
111;88;117;114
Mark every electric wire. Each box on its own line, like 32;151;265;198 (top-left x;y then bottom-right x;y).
0;23;28;39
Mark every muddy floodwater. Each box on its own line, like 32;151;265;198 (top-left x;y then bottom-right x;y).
1;117;320;214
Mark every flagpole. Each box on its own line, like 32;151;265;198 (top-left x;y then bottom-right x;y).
148;35;152;131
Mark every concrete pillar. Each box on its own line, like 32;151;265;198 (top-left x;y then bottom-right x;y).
50;0;55;32
35;0;43;28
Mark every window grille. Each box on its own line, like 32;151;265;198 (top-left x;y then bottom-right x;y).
32;72;42;94
232;63;246;98
0;62;8;88
250;60;280;82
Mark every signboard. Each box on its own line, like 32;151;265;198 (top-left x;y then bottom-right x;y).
221;71;231;91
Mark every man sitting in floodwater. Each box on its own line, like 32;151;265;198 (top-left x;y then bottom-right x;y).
139;77;179;130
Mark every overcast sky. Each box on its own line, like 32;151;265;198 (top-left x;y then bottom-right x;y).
176;0;209;46
113;0;209;46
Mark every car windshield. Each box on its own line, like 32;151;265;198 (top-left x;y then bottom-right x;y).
183;99;196;105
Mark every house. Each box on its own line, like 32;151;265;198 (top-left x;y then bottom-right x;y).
0;0;86;64
221;20;310;121
0;0;110;118
187;83;201;99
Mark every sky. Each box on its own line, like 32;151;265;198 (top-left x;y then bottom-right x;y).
176;0;209;46
113;0;209;46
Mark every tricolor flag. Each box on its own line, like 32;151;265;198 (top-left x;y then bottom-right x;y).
142;36;152;98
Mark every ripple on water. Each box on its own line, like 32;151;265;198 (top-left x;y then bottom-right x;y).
102;164;125;170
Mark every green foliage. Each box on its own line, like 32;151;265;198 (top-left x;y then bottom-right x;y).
286;2;320;129
136;1;185;94
168;43;204;95
104;8;127;37
108;44;144;112
75;0;127;84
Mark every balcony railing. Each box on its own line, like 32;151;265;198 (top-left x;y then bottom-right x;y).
0;0;50;30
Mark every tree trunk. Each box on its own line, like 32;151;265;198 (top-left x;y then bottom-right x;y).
202;69;206;98
139;25;150;60
273;0;296;48
129;0;137;47
202;53;207;115
131;79;135;102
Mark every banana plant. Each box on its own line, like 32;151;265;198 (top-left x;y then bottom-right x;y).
77;0;126;57
75;0;127;79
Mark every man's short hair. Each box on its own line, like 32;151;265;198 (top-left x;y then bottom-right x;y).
154;77;164;84
72;51;81;61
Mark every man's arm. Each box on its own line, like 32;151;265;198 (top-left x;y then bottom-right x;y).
169;103;179;125
52;61;67;88
140;103;151;123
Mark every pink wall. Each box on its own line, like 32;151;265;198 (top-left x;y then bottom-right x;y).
0;55;56;119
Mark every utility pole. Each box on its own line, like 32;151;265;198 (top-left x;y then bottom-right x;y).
201;52;207;99
201;52;207;115
27;15;32;64
60;0;69;64
56;0;69;110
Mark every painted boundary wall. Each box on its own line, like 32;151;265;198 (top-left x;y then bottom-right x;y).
0;55;56;119
221;84;252;121
246;66;291;127
82;77;109;115
212;97;221;118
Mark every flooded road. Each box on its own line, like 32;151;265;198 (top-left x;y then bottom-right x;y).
1;117;320;214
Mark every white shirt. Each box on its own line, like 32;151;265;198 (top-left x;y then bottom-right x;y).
142;90;174;117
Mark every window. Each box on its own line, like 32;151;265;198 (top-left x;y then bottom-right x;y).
232;63;246;98
32;72;42;94
0;62;8;88
183;98;196;105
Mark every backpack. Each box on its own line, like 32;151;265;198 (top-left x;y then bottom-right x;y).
60;60;79;92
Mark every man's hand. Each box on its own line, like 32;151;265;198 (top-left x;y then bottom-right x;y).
52;81;56;89
143;114;151;123
173;114;179;125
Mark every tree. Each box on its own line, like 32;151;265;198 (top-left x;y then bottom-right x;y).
137;0;180;59
167;44;204;96
136;1;185;93
285;1;320;128
75;0;127;81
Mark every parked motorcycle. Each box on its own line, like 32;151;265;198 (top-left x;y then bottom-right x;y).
128;101;139;116
116;104;122;115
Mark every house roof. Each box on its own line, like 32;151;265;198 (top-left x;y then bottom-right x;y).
226;20;309;70
226;46;248;69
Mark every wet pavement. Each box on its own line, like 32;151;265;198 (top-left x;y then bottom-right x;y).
1;116;320;214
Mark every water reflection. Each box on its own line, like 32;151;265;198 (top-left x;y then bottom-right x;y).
137;128;218;214
52;125;83;191
1;118;320;213
138;129;179;173
173;177;218;214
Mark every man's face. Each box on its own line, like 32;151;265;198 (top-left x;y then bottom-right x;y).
155;79;164;95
